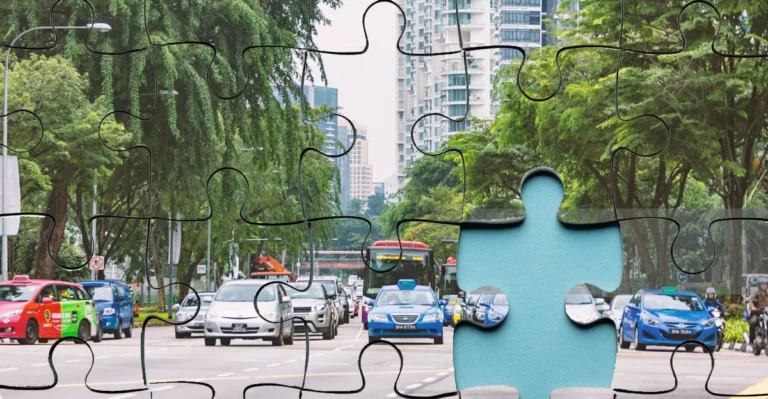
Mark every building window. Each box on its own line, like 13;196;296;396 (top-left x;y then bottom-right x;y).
446;13;471;26
501;48;522;60
501;0;540;5
500;11;540;25
446;89;467;102
447;0;471;10
500;29;540;43
447;74;467;87
448;104;467;117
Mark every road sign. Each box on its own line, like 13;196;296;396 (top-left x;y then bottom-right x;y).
89;256;105;271
197;264;206;274
677;272;688;283
1;156;21;235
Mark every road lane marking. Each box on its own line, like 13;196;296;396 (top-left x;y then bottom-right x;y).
436;372;448;377
31;363;48;367
65;359;83;363
422;377;437;383
0;368;18;372
53;369;453;388
244;368;260;372
95;356;111;360
151;386;175;392
732;375;768;398
266;363;280;368
217;372;235;377
386;394;397;398
108;394;136;399
355;327;363;340
406;384;422;389
286;359;297;363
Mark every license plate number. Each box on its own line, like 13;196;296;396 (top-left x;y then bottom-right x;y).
192;323;203;328
394;325;416;330
670;329;692;335
232;323;247;332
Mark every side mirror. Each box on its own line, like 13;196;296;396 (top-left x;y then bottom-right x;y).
42;297;53;304
479;301;490;308
595;298;606;306
329;294;337;300
172;304;180;311
626;303;637;310
457;292;465;300
282;296;291;303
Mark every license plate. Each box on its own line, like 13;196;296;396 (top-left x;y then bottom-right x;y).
192;323;203;328
394;325;416;330
670;329;692;335
232;323;247;332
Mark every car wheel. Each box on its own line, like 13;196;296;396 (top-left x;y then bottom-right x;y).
334;322;339;336
434;336;444;345
175;330;188;339
272;323;284;346
343;310;350;324
123;320;132;338
618;326;630;349
18;319;38;345
204;338;216;347
684;345;696;352
322;327;333;340
368;335;380;344
75;321;90;344
633;326;646;351
92;323;103;343
285;325;294;345
363;322;368;331
220;338;231;346
113;324;122;340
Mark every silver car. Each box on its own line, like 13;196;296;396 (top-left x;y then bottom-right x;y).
174;292;215;338
296;276;345;325
204;280;294;347
565;285;601;325
343;287;355;318
606;294;632;336
286;282;338;339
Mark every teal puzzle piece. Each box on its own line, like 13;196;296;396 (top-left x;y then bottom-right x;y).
453;167;622;398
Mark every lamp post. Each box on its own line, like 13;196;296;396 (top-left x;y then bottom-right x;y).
1;22;112;281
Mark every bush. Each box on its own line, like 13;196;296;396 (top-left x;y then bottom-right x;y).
725;303;745;320
724;319;749;343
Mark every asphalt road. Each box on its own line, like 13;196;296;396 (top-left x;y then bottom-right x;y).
0;317;766;399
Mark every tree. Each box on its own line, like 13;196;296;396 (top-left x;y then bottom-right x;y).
365;192;386;217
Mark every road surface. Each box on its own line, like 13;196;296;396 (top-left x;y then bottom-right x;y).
0;317;766;398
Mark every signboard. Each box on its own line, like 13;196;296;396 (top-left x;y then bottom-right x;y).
1;156;21;235
197;264;206;274
171;213;181;265
677;272;688;283
89;256;105;271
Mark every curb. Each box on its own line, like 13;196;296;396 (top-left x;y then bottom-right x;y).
724;342;751;352
132;322;173;329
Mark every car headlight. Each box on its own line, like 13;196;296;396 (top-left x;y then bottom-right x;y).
205;308;217;321
702;318;715;327
423;312;442;322
0;309;21;318
641;315;660;326
369;313;388;322
103;307;115;316
176;312;188;321
312;304;327;312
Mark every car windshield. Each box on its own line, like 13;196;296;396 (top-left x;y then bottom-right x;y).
320;282;337;296
215;284;275;302
376;289;435;306
566;286;593;305
611;296;630;310
182;294;214;308
493;294;508;306
286;284;325;299
0;285;38;302
643;294;704;311
84;286;113;302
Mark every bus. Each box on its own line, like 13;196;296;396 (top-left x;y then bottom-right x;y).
439;257;460;298
362;240;437;300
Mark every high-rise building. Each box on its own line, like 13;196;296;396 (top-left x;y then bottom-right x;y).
395;0;577;187
344;120;373;203
302;85;350;211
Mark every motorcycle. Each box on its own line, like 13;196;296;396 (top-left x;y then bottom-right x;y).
709;308;724;352
752;308;768;356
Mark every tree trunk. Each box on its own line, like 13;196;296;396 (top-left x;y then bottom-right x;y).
728;217;744;304
33;181;69;279
151;224;166;312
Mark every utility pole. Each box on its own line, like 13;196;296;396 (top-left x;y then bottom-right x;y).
207;218;212;291
91;178;97;280
167;213;172;319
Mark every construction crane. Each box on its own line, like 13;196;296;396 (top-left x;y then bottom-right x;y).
250;255;296;283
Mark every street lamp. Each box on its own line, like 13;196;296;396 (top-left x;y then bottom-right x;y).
1;22;112;281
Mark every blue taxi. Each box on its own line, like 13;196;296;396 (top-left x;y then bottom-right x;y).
368;280;444;345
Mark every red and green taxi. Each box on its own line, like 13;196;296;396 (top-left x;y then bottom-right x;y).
0;275;102;344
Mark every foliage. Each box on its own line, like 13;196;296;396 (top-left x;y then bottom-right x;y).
724;319;749;344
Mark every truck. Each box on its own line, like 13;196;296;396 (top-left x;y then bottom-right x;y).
249;256;296;283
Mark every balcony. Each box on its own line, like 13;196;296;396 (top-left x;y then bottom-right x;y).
468;95;483;104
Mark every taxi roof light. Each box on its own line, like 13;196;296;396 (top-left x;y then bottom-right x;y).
397;279;417;290
662;286;677;295
12;275;31;284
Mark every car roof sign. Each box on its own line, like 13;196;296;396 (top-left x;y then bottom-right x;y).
397;279;416;290
662;286;677;295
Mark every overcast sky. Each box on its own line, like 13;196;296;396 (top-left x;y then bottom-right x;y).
312;1;398;183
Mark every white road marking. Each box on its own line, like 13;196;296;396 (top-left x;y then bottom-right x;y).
448;367;454;372
436;372;448;377
386;394;397;398
244;367;260;372
157;348;168;352
216;372;236;377
151;386;175;392
422;377;437;383
117;353;132;357
0;368;18;372
355;327;363;340
31;363;48;368
65;359;83;363
266;363;280;368
95;356;111;360
309;362;349;366
286;359;297;363
406;383;422;389
109;394;137;399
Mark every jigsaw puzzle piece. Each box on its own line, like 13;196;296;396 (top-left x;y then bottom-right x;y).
454;168;622;398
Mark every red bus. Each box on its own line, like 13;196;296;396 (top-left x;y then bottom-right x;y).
362;240;437;300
